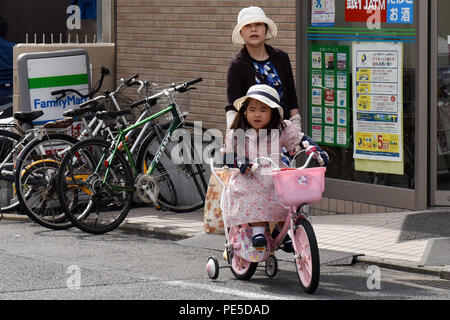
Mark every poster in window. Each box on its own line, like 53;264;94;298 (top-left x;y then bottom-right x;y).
309;45;350;148
352;42;403;165
311;0;335;27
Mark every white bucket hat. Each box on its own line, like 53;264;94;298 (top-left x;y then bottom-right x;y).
233;84;283;119
232;6;278;46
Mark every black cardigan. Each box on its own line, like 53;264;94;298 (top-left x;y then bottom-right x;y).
226;44;299;120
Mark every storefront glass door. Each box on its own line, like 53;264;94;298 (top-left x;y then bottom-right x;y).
432;0;450;205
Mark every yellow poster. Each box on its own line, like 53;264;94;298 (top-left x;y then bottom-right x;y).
355;132;400;156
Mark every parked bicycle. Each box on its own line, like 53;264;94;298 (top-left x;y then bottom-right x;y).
0;67;110;215
12;73;152;230
56;78;210;234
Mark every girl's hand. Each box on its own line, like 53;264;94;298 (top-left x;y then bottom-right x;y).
236;156;251;175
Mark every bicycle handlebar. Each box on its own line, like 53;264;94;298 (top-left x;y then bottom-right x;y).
209;149;321;188
129;78;203;109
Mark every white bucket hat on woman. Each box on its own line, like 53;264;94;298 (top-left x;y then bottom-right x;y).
232;6;278;46
233;84;283;119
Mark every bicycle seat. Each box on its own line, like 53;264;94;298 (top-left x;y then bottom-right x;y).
95;110;131;120
13;110;44;125
43;117;74;129
63;104;104;118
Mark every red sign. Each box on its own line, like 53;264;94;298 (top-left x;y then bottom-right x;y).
345;0;387;23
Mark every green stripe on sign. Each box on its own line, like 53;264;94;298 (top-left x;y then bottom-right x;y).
28;74;89;89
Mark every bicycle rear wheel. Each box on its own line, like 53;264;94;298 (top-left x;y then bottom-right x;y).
57;139;134;234
136;122;212;212
15;133;78;229
0;129;22;213
230;255;258;281
293;218;320;294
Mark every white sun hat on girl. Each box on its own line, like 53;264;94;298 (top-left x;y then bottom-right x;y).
232;6;278;46
233;84;284;119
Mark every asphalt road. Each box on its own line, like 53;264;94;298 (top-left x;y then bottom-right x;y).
0;219;449;304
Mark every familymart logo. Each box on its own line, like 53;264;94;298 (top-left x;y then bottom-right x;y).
33;94;88;110
30;73;89;110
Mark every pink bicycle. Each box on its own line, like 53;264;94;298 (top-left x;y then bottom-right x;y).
206;149;326;294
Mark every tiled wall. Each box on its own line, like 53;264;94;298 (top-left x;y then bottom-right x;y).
311;197;406;215
115;0;297;130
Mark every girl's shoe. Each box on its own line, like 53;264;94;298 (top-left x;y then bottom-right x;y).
252;234;267;247
283;236;293;253
271;229;294;253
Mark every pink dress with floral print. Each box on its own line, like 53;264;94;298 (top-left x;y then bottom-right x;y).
222;120;303;227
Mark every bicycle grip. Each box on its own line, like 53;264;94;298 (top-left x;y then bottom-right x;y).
79;99;95;108
125;74;139;86
51;90;65;96
186;78;203;87
129;98;147;109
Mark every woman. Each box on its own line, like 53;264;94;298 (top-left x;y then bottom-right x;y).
226;6;327;167
226;6;302;133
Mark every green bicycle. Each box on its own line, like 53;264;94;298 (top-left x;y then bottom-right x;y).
56;78;212;234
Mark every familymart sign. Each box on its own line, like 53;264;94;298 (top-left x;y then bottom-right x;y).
18;49;90;124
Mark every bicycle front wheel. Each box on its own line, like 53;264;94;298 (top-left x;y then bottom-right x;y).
15;133;78;229
136;122;210;212
293;218;320;294
57;139;134;234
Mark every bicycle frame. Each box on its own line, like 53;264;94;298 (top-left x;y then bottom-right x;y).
100;103;182;193
210;151;317;253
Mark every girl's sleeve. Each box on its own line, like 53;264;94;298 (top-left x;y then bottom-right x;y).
282;120;304;152
224;129;235;154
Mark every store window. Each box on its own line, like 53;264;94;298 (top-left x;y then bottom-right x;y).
307;0;417;189
0;0;102;44
66;0;99;43
436;0;450;191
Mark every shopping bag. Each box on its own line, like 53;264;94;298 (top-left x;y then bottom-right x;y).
203;168;233;235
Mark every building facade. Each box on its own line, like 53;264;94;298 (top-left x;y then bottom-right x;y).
5;0;450;214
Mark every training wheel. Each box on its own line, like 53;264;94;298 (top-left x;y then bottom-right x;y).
206;256;219;279
265;255;278;278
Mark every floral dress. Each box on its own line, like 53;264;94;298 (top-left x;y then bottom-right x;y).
222;120;303;227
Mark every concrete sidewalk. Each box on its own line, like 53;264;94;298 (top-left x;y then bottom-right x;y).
3;206;450;279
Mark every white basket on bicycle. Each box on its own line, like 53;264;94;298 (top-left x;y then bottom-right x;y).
272;166;326;207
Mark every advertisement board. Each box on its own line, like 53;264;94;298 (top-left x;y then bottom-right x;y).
309;44;350;148
352;42;404;173
17;49;90;125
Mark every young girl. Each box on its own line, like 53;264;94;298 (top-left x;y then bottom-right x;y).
222;84;303;249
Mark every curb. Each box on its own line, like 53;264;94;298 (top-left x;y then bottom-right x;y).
0;213;30;222
355;256;450;280
119;222;195;240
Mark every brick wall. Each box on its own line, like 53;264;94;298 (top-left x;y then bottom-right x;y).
115;0;297;131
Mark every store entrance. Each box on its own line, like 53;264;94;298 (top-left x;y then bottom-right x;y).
431;0;450;206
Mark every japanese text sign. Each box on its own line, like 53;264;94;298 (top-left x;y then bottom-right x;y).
345;0;413;24
387;0;414;24
345;0;387;23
